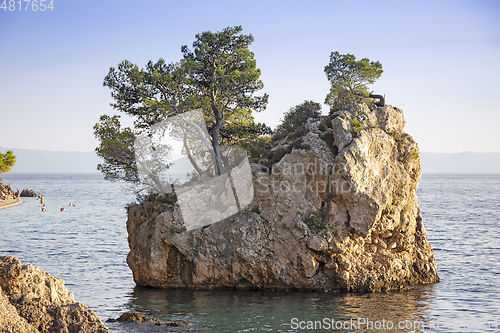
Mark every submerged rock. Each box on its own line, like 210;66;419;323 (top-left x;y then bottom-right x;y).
107;311;191;327
0;256;110;333
107;312;157;323
126;103;439;292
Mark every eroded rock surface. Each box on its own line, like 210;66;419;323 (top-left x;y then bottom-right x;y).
126;103;439;292
0;256;110;333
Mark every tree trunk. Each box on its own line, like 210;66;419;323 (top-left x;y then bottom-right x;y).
211;121;224;176
221;153;241;212
183;134;204;176
137;161;168;194
210;93;224;176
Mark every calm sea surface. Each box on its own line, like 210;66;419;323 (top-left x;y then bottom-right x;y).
0;173;499;332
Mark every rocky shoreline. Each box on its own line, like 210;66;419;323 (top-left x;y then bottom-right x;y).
126;103;439;292
0;181;22;210
0;256;110;333
0;180;40;210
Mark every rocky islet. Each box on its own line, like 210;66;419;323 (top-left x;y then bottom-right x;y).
126;102;439;292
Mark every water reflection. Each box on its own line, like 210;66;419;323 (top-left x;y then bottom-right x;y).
108;283;439;332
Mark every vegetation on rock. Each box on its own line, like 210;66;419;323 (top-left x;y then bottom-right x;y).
350;118;364;132
273;100;321;140
324;51;383;112
94;26;269;193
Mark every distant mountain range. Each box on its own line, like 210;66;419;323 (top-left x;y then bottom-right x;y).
1;148;500;174
1;148;102;173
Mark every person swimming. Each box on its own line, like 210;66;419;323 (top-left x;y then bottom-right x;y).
60;207;65;212
41;204;46;212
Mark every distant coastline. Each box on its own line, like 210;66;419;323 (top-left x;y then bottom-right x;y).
2;148;499;174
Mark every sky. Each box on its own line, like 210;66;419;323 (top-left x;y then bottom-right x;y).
0;0;499;153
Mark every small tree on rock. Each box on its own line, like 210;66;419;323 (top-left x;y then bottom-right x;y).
96;26;269;189
324;51;383;112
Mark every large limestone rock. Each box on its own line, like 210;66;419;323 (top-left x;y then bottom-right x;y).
0;256;110;333
126;103;439;292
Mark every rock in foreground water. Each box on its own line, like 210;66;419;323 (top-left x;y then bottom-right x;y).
126;103;439;292
107;311;191;327
0;256;110;333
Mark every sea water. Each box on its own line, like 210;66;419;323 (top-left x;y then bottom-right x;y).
0;173;499;332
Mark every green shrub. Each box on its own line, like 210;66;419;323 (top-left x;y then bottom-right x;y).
272;146;290;164
273;132;287;141
290;139;310;151
251;205;261;214
318;122;327;132
170;226;185;234
387;129;404;142
320;131;335;147
320;132;338;155
326;116;335;129
237;135;272;163
287;126;306;141
350;119;363;132
305;211;324;229
142;192;177;207
281;223;291;230
274;100;322;140
411;149;419;160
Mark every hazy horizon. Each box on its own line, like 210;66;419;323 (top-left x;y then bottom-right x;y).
2;147;500;174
